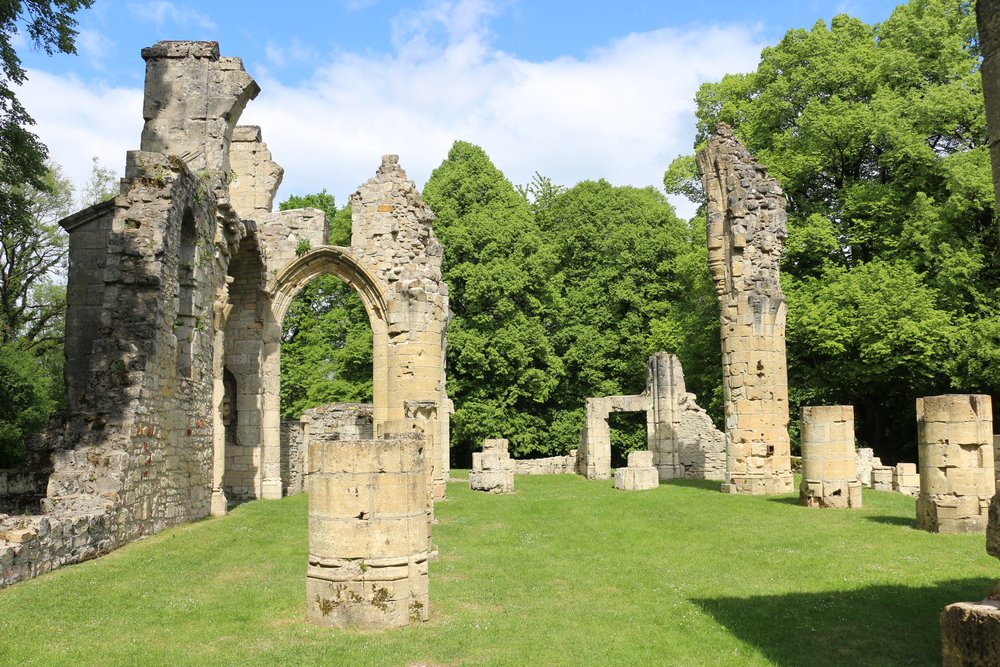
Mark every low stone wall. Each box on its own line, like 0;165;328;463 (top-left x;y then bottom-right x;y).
0;470;50;514
0;497;113;587
513;451;578;475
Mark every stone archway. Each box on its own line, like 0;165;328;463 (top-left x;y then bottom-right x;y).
221;153;452;504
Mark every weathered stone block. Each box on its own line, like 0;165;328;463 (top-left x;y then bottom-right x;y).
941;598;1000;666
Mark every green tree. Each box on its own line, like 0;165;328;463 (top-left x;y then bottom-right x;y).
277;193;371;419
673;0;996;460
538;179;700;460
423;141;564;460
0;1;94;240
81;156;118;206
0;162;72;350
0;343;54;466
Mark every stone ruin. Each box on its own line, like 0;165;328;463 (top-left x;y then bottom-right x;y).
915;394;995;534
306;432;430;628
514;451;578;475
469;438;515;494
697;125;793;495
576;352;725;481
614;450;659;491
799;406;861;509
0;41;449;594
281;403;374;496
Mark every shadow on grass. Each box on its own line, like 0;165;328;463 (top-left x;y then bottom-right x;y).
766;496;802;506
866;515;916;528
692;578;995;666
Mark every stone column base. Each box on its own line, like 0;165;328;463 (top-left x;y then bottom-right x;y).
210;488;228;517
261;478;283;500
656;464;685;481
941;597;1000;666
722;473;794;495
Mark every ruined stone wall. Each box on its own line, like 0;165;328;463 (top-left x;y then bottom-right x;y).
229;125;284;220
280;421;305;496
222;240;265;500
2;39;451;589
513;451;578;475
1;41;258;587
696;124;793;495
577;352;725;481
0;471;49;514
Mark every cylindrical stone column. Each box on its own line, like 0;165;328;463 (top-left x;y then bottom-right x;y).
306;434;430;628
916;394;995;534
799;406;861;508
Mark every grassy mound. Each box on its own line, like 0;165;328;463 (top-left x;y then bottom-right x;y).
1;474;996;665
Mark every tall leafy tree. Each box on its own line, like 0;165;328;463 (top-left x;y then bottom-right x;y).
538;179;697;457
0;162;71;349
424;142;564;459
668;0;997;460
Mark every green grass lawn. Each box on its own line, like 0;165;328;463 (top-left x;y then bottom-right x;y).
1;474;997;666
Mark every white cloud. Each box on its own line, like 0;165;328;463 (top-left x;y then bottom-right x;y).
128;1;216;29
18;70;142;206
18;3;764;220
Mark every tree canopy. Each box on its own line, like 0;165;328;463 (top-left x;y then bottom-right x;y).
668;0;998;461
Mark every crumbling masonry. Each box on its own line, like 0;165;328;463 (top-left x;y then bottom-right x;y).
696;124;793;495
799;406;861;509
915;394;994;534
576;352;725;481
0;41;449;589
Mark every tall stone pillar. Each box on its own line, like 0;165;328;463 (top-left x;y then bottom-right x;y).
799;406;861;509
916;394;995;534
697;124;793;495
306;434;430;629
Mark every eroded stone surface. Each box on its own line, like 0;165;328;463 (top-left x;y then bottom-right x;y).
941;597;1000;667
1;41;450;589
469;438;515;494
697;125;793;495
577;353;724;481
514;450;578;475
799;406;861;509
306;434;430;629
916;395;995;534
614;450;659;491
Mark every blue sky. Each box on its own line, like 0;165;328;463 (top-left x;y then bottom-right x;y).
17;0;904;217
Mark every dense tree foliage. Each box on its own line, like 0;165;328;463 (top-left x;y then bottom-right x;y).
423;142;713;462
278;192;372;419
0;1;93;464
1;1;93;246
244;0;1000;467
424;143;565;459
667;0;998;461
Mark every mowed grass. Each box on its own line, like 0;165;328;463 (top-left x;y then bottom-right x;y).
1;474;997;666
